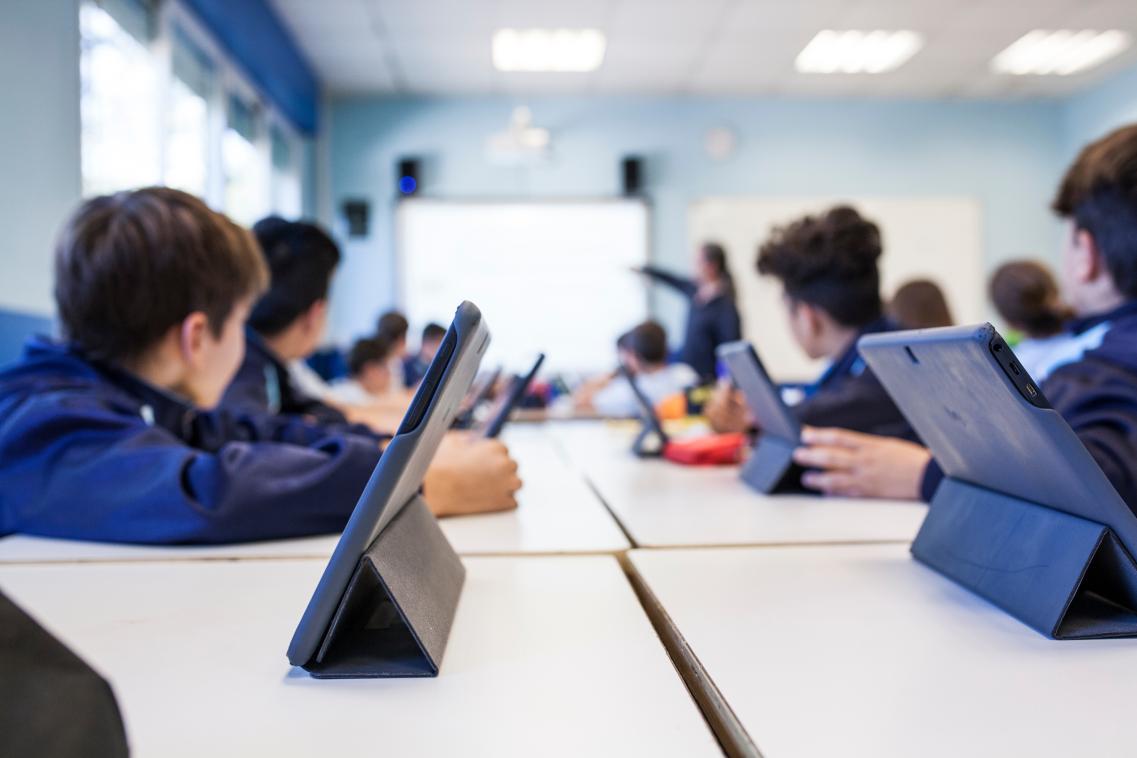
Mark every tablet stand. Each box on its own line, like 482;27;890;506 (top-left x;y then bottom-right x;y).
302;495;466;677
914;478;1137;639
739;434;799;494
632;418;668;458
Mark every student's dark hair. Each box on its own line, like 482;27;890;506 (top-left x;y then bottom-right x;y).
756;205;883;327
701;241;736;301
348;335;393;376
377;310;409;342
1053;124;1137;299
421;322;446;342
54;187;268;363
888;279;954;330
247;217;340;337
629;320;668;365
989;260;1072;338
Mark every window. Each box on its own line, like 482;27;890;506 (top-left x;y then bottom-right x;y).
78;0;311;217
164;28;214;198
222;94;267;226
79;0;162;196
271;125;303;219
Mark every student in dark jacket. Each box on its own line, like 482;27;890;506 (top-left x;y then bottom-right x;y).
634;242;741;381
0;189;383;544
220;217;521;517
793;124;1137;515
704;206;915;442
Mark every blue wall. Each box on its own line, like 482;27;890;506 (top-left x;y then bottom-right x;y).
0;0;81;317
326;95;1067;344
1063;65;1137;157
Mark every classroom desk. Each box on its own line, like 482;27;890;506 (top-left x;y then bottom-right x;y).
0;555;720;757
627;545;1137;758
548;421;926;548
0;425;629;564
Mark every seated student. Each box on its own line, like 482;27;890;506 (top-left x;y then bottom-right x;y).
704;206;915;441
888;278;954;330
989;260;1077;380
0;189;519;544
575;321;698;416
793;124;1137;513
377;310;410;394
329;336;394;406
221;216;520;515
404;322;446;388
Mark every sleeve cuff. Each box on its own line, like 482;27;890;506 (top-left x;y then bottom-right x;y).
919;458;944;502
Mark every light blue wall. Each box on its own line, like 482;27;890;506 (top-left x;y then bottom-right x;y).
327;95;1067;344
1063;65;1137;158
0;0;81;317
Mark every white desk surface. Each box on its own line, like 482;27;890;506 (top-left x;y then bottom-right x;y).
628;544;1137;758
0;555;719;757
0;426;629;564
548;421;926;548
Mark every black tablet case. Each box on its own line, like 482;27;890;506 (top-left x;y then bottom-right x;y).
301;495;465;677
289;301;488;676
860;324;1137;638
619;364;669;457
0;590;129;756
717;341;803;494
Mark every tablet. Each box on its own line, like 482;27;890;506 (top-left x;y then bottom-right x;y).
618;363;669;452
453;365;501;429
717;340;800;443
287;301;490;668
859;323;1137;558
482;353;545;439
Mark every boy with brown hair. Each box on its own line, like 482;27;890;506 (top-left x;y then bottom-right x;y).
0;188;517;544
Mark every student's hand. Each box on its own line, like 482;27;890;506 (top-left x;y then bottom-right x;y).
423;432;522;516
704;380;751;433
792;426;931;500
343;404;404;435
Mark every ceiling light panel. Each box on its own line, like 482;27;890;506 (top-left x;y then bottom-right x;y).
991;30;1131;76
795;30;924;74
492;29;607;72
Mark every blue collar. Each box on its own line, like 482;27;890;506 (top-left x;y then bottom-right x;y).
1067;300;1137;336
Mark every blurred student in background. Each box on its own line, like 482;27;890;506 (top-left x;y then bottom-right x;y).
705;206;915;441
888;279;954;329
329;335;394;406
989;260;1076;380
404;322;446;387
221;216;522;516
634;242;741;382
575;320;698;417
377;310;410;394
793;125;1137;512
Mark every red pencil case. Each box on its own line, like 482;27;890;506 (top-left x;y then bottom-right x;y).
663;433;746;466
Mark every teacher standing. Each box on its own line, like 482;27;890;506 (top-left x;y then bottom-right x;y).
634;242;742;382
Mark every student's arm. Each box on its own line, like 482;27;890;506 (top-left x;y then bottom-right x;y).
9;413;382;545
1044;364;1137;514
791;427;931;500
791;372;915;440
636;266;698;298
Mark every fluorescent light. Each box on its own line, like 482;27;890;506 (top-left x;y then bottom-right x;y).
991;30;1130;76
492;29;606;72
795;30;923;74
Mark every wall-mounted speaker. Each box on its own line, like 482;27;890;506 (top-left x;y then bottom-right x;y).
621;156;643;196
342;199;370;238
397;158;420;196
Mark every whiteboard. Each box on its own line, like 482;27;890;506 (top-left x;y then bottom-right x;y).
689;197;984;381
397;200;649;374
